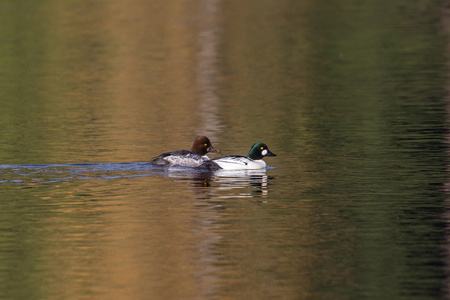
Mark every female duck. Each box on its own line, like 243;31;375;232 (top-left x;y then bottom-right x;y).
204;142;276;170
149;136;219;167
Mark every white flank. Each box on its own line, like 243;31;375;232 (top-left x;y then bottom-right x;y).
213;157;267;170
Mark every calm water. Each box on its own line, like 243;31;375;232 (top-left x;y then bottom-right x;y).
1;0;450;299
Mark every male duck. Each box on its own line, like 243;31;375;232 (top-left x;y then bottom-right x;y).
149;136;219;167
202;142;276;170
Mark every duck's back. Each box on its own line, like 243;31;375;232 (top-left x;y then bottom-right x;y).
150;150;209;167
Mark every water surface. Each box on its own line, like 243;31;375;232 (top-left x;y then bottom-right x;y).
0;0;449;299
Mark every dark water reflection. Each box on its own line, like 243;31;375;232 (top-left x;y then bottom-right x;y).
0;0;450;299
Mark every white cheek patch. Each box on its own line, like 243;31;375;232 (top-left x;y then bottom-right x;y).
261;149;268;156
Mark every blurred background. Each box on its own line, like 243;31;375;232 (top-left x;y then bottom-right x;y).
1;0;450;299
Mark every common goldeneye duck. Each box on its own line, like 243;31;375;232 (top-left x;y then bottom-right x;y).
149;136;219;167
203;142;276;170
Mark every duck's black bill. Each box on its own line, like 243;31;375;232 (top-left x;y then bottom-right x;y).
208;146;220;153
266;150;276;157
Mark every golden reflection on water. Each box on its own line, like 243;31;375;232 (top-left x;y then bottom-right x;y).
36;178;202;299
31;0;224;163
26;168;276;299
196;0;223;141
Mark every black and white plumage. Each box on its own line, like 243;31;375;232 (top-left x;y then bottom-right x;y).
205;142;276;170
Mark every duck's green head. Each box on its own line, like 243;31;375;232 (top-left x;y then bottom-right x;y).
247;142;276;160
